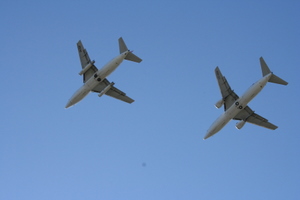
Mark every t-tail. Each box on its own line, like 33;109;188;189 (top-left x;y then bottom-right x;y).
118;37;142;63
260;57;288;85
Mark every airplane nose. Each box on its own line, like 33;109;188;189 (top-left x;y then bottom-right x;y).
203;133;211;140
65;100;73;109
203;128;216;140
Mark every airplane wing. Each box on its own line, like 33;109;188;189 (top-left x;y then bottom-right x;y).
92;79;134;104
234;106;278;130
215;67;239;110
77;40;98;83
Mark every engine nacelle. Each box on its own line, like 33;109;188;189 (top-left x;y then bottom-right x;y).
79;60;95;75
98;82;115;97
235;120;246;130
215;99;224;109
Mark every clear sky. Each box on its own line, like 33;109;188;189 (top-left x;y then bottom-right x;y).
1;0;299;199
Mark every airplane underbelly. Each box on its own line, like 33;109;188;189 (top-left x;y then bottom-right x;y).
103;64;119;78
226;106;240;118
69;86;90;105
77;90;90;100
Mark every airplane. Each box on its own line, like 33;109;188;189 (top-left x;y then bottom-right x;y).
204;57;288;140
65;37;142;108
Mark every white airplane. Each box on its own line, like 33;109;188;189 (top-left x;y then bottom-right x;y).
204;57;288;140
65;37;142;108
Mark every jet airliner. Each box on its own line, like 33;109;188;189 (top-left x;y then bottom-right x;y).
65;37;142;108
204;57;288;140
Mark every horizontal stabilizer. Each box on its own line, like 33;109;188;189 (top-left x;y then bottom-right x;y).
125;52;142;63
269;74;288;85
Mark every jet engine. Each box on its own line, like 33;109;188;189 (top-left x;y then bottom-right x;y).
215;99;224;109
235;120;246;130
79;60;95;75
98;82;115;97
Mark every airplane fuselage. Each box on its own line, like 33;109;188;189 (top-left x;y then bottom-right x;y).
205;73;272;139
65;52;128;108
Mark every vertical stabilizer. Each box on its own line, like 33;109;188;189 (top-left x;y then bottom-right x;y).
260;57;288;85
119;37;128;54
260;57;271;76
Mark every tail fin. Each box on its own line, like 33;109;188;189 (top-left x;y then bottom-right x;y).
118;37;142;63
260;57;272;77
119;37;128;54
260;57;288;85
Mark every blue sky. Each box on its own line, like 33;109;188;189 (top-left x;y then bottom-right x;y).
1;0;299;199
